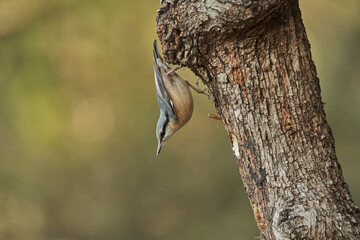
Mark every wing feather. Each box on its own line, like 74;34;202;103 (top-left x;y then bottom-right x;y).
153;40;177;115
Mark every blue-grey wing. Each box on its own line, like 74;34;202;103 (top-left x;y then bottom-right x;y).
157;96;178;121
153;40;176;115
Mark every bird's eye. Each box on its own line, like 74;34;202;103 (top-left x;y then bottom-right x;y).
160;129;165;140
160;117;169;141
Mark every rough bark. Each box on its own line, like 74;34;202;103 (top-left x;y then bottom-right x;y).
156;0;360;239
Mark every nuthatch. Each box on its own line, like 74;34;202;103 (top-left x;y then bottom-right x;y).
153;40;194;155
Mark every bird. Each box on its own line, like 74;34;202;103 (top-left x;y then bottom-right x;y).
153;39;194;156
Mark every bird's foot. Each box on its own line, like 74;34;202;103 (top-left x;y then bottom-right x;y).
186;79;211;98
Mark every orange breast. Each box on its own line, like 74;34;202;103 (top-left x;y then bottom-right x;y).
164;74;194;130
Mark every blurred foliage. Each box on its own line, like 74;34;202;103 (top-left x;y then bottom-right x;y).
0;0;359;239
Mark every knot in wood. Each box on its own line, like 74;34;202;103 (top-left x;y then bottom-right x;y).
156;0;287;67
273;206;317;240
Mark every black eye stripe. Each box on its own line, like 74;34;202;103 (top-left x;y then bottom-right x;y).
160;114;169;140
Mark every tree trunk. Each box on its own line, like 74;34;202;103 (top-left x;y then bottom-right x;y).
156;0;360;239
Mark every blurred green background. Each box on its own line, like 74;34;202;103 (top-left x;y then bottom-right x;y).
0;1;359;239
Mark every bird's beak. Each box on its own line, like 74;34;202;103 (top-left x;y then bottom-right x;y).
156;142;162;156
